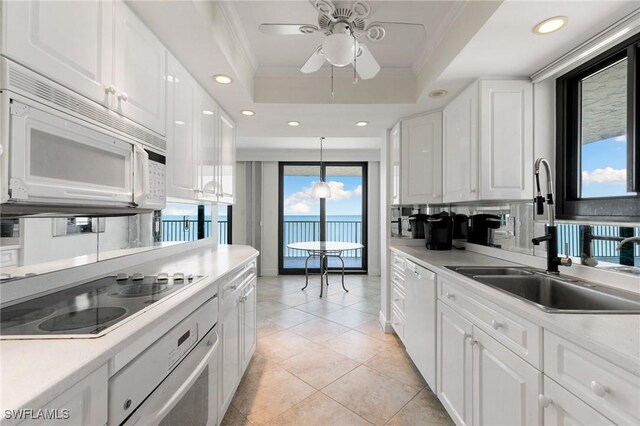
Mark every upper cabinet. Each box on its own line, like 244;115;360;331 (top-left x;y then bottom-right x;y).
401;112;443;205
112;1;166;135
218;110;236;205
197;90;219;202
443;80;533;203
3;0;167;136
389;122;402;206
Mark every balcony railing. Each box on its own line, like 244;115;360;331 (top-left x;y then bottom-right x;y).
557;224;640;258
161;219;228;244
283;220;363;258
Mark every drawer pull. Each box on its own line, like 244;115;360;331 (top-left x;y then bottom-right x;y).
445;292;455;299
394;298;400;302
538;394;553;408
464;334;473;343
491;320;503;330
590;380;609;397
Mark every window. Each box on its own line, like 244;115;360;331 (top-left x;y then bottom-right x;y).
160;203;212;242
556;33;640;221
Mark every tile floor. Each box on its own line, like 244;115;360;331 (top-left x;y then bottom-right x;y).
221;274;454;426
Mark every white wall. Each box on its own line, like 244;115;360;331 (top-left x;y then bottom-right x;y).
232;161;247;245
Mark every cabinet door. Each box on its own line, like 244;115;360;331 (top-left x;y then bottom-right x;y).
113;1;166;135
389;122;402;205
401;112;442;204
404;264;437;390
166;55;197;200
220;292;241;414
473;327;542;426
542;377;614;426
443;81;478;203
242;278;257;369
218;110;236;204
4;0;113;106
197;90;218;201
437;301;473;425
479;80;533;200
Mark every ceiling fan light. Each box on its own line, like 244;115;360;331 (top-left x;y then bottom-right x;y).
322;33;356;67
312;181;332;198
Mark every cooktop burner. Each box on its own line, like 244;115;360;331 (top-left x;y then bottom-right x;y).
39;307;127;332
0;273;202;337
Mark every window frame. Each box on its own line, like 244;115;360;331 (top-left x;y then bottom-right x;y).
556;32;640;221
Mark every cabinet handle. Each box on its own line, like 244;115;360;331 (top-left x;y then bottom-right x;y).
538;394;553;408
590;381;609;397
105;85;117;94
445;292;455;299
470;189;476;193
464;334;472;342
491;320;503;330
118;92;129;102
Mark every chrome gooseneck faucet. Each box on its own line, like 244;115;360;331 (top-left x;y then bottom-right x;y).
531;158;572;274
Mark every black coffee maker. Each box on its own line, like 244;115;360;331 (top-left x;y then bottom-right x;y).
424;213;453;250
467;214;502;246
408;214;429;239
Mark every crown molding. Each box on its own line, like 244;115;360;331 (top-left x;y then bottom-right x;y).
218;2;259;72
255;65;415;77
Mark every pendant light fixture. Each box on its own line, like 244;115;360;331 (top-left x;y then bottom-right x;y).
312;137;332;198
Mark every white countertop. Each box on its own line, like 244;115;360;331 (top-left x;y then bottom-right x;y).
390;244;640;376
0;244;258;414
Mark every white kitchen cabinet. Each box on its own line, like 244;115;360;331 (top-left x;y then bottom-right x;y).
389;122;401;206
218;110;236;204
166;54;198;200
541;376;614;426
3;0;113;107
25;364;108;426
437;301;473;425
404;261;437;390
241;277;257;370
443;82;479;203
401;112;443;205
196;91;219;201
479;80;533;200
472;327;542;426
113;0;166;135
442;79;533;203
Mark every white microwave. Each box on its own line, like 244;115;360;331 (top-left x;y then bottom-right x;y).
1;98;165;216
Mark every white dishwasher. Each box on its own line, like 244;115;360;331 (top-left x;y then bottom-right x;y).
404;260;437;390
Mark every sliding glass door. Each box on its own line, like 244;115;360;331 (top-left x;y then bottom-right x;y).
279;162;367;274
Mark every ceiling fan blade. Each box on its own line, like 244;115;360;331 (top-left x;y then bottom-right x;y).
355;45;380;80
367;21;425;33
301;46;325;74
259;24;319;35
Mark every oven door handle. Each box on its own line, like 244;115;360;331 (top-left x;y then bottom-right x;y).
132;331;219;425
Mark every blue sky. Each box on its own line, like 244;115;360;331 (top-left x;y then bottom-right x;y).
581;135;631;198
283;174;363;216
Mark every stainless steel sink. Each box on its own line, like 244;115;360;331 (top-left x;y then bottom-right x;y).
446;266;640;314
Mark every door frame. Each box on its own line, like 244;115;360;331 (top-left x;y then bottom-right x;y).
278;161;368;275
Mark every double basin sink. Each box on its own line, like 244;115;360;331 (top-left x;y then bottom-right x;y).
446;266;640;314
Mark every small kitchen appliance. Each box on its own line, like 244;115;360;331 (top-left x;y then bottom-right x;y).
467;214;502;246
409;214;429;239
424;213;453;250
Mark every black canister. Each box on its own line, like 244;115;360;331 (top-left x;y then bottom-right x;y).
408;214;429;239
424;213;453;250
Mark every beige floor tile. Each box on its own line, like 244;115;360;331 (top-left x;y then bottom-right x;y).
221;405;252;426
244;352;277;377
296;299;345;316
322;307;377;328
350;300;382;315
257;320;285;339
355;320;401;346
365;348;427;389
270;292;318;307
324;291;364;306
323;329;391;363
288;317;350;343
279;347;360;389
256;329;316;362
386;388;454;426
266;392;372;426
262;308;316;328
256;300;289;316
322;365;420;425
231;366;316;425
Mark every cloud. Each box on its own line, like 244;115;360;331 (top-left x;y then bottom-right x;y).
582;167;626;184
614;135;626;142
163;207;197;216
283;181;362;215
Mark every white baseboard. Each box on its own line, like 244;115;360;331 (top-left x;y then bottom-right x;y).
378;310;393;333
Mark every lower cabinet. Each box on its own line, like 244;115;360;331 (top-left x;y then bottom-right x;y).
219;262;257;417
541;377;613;426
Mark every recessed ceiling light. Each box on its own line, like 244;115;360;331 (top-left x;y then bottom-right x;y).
429;89;448;98
213;74;233;84
533;16;567;35
241;110;255;116
356;121;368;127
202;110;214;115
288;121;300;127
166;75;179;83
175;120;185;125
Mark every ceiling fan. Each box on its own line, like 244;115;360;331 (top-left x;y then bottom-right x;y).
258;0;425;81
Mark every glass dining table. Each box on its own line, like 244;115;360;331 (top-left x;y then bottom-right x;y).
287;241;364;297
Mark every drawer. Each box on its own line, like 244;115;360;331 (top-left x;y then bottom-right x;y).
1;249;18;267
391;270;405;292
544;331;640;425
542;376;614;426
391;284;405;314
391;306;405;341
439;275;542;368
391;251;406;275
